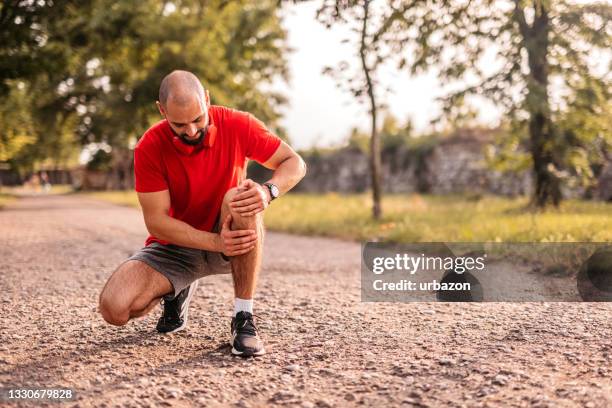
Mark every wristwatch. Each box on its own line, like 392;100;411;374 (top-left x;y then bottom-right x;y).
263;182;280;203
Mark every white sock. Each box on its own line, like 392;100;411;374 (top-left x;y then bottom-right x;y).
234;298;253;316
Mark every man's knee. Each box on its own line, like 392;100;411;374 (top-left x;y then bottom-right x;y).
222;187;240;207
98;260;171;326
98;289;129;326
99;287;157;326
222;186;262;226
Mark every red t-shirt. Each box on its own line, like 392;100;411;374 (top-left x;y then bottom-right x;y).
134;105;281;246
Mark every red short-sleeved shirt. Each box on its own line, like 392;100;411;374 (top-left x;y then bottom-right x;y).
134;105;281;246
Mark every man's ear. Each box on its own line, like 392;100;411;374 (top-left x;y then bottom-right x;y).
205;90;210;108
156;101;165;116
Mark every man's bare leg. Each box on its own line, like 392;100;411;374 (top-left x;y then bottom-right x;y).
220;187;266;356
98;260;173;326
220;188;264;300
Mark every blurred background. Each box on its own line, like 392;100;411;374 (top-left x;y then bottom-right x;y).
1;0;611;242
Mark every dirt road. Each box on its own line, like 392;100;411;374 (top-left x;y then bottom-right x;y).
0;194;610;407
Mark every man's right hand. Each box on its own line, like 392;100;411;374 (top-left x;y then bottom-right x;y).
217;214;258;257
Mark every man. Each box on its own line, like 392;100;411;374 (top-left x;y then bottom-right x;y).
98;70;306;357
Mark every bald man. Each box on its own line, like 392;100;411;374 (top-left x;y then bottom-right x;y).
98;70;306;357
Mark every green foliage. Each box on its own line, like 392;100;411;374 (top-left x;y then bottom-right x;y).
484;122;533;174
380;114;414;153
0;81;36;162
347;127;369;152
362;0;611;206
1;0;289;171
554;79;612;189
85;148;113;171
346;114;416;154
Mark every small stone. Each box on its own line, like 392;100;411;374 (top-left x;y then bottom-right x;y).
165;387;182;399
319;368;335;376
285;364;300;372
492;374;509;386
409;391;421;399
438;358;453;366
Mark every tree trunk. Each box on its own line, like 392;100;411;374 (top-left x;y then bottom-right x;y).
515;1;561;208
360;0;382;219
529;111;561;207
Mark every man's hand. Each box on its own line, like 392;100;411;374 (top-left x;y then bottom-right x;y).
230;179;270;216
217;214;258;257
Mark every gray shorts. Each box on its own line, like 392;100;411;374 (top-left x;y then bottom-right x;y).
127;242;232;300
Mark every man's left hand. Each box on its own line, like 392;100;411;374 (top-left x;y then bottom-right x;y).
230;179;269;216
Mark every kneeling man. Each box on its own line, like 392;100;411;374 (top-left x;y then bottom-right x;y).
98;70;306;357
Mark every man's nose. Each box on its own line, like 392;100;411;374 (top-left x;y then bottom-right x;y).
186;124;198;137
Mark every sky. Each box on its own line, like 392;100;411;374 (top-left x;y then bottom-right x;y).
274;2;502;150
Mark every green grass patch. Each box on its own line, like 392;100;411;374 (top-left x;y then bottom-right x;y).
46;184;75;195
267;193;612;242
81;190;141;208
82;191;612;242
0;192;16;209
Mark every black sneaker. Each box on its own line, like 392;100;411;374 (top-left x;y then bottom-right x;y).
230;311;265;357
156;281;198;333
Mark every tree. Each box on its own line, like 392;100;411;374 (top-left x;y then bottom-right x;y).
1;0;289;181
382;0;611;207
317;0;391;219
316;0;468;218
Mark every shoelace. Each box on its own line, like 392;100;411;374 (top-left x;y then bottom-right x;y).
234;313;261;336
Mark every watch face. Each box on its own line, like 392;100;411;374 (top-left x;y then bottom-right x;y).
270;184;279;198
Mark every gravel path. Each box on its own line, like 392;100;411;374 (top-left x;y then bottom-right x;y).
0;194;610;407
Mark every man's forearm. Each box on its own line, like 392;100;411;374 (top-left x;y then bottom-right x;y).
146;214;220;251
266;156;307;196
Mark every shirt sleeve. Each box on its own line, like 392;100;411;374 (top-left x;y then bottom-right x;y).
238;112;282;164
133;145;168;193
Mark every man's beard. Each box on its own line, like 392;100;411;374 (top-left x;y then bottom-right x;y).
179;130;204;146
175;125;208;146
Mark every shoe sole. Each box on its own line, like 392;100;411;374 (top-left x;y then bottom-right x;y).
158;280;199;334
231;346;266;357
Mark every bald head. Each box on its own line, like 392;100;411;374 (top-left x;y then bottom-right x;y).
158;70;205;108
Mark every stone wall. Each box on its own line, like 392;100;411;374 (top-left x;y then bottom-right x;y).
423;130;532;196
292;129;610;200
292;129;533;196
293;147;370;193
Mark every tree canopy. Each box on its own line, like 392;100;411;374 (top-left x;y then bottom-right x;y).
0;0;289;173
317;0;610;207
377;0;611;206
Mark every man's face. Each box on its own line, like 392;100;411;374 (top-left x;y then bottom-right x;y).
158;94;209;144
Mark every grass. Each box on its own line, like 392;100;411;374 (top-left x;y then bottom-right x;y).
0;191;16;209
79;191;612;243
266;193;611;242
81;190;142;208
